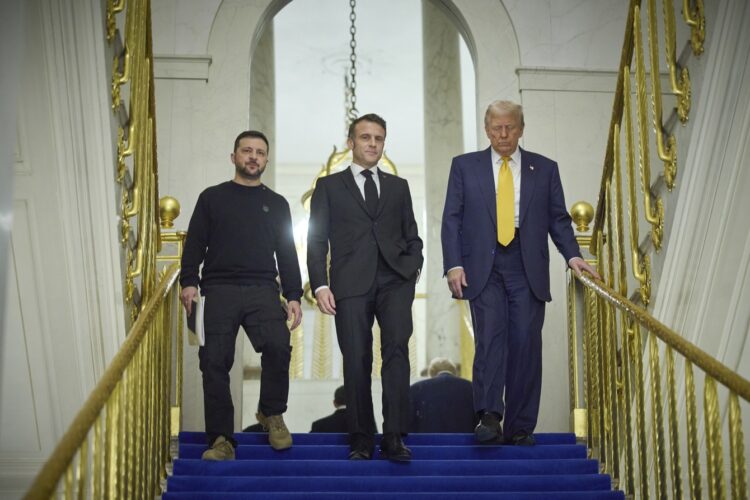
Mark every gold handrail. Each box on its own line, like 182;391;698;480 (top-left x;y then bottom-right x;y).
576;272;750;400
25;264;182;499
569;270;749;498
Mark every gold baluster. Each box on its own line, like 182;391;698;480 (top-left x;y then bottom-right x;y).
704;377;726;499
64;461;74;500
173;285;184;437
648;332;667;497
631;323;650;498
663;0;691;122
106;0;125;43
603;185;619;478
623;65;652;305
92;417;102;499
613;125;636;494
372;324;382;379
728;393;747;499
634;6;665;251
665;347;683;498
289;322;305;379
75;435;87;500
682;0;705;55
647;0;678;190
684;361;702;499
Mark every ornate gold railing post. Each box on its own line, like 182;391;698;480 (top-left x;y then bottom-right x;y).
568;201;596;441
156;196;186;440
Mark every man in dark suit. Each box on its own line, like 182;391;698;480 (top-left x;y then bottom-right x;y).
441;100;598;446
310;385;349;433
307;113;424;462
409;358;476;433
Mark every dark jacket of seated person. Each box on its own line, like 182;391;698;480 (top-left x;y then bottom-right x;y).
310;408;348;433
409;359;477;433
310;385;353;433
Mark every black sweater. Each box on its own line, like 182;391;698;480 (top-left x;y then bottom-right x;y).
180;181;303;303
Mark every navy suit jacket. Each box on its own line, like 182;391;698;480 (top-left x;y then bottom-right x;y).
409;373;477;433
441;147;580;302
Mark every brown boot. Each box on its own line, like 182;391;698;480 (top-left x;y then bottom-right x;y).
201;435;235;461
257;412;293;450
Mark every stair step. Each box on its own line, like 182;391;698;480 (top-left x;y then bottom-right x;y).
169;432;622;498
163;492;625;499
167;474;613;493
178;431;577;446
173;458;599;476
178;443;587;460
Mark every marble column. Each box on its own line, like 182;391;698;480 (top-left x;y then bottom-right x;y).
250;21;276;188
422;0;463;368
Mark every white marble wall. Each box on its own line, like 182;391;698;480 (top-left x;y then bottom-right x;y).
1;0;124;494
422;0;463;365
0;0;22;331
504;0;628;69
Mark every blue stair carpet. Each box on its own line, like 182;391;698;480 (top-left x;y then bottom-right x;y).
164;432;624;499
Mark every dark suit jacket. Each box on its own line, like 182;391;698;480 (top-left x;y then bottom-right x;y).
409;373;477;433
307;168;423;299
310;408;349;433
441;147;580;302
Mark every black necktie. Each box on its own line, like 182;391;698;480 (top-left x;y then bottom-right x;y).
361;169;378;216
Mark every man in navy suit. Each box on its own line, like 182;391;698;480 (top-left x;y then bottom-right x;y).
409;358;476;433
441;100;598;445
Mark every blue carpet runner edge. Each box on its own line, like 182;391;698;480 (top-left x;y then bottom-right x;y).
164;432;624;499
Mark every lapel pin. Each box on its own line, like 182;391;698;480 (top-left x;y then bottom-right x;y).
262;205;269;213
530;165;535;171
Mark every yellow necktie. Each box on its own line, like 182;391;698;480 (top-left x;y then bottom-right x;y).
496;156;515;245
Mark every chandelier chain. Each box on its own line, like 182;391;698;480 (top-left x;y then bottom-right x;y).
346;0;358;126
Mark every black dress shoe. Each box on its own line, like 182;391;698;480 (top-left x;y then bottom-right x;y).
474;412;503;443
508;431;535;446
348;434;374;460
379;433;411;462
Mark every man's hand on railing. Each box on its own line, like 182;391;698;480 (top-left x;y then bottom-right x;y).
287;300;303;330
568;257;601;280
180;285;199;316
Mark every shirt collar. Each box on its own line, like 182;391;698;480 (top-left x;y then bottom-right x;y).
350;163;379;177
491;147;522;167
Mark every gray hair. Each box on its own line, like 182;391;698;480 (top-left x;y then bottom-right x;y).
484;100;525;128
428;357;457;377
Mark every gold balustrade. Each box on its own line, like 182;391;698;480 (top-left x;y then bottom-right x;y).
568;269;748;499
567;1;746;498
25;263;183;499
108;0;161;327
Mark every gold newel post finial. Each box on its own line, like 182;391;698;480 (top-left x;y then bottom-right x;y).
159;196;181;229
570;201;594;233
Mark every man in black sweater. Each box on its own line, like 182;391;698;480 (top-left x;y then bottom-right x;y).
180;130;303;460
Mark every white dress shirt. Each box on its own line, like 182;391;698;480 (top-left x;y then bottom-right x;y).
350;163;381;198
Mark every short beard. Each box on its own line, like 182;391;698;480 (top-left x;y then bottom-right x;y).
236;163;265;180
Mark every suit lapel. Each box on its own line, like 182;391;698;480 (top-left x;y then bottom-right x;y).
341;167;371;216
375;169;390;218
519;147;536;226
474;148;497;227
